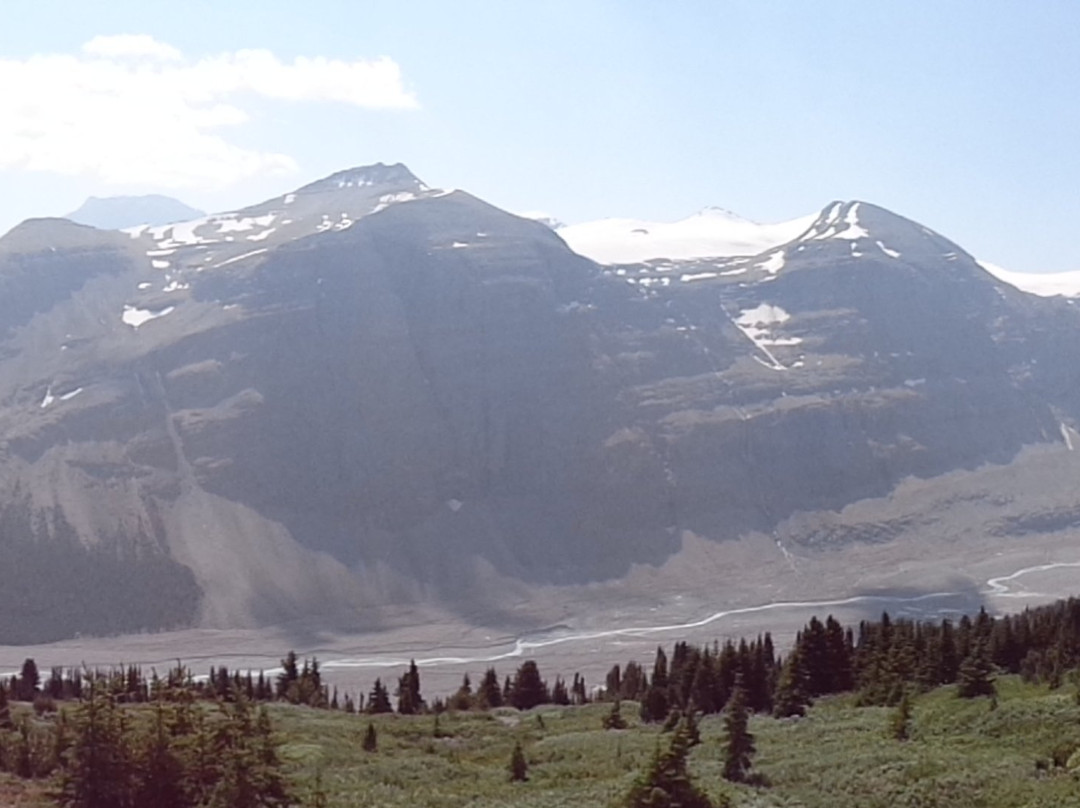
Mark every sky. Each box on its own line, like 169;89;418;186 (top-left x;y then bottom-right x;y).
0;0;1078;273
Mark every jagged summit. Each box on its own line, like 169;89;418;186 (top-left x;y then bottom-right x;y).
789;200;978;269
295;162;424;196
113;163;453;276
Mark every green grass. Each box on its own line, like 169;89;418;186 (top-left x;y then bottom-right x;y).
273;678;1080;807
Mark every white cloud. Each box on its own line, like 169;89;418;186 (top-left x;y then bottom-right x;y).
0;36;418;189
82;34;183;62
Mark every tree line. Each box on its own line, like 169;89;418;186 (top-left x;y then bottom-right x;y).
5;594;1080;806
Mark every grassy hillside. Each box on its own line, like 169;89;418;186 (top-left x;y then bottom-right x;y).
274;676;1080;807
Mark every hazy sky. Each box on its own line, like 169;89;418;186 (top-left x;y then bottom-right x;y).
1;0;1077;273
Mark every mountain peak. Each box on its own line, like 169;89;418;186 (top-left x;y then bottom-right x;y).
792;200;971;265
296;162;424;196
66;194;205;231
694;206;751;224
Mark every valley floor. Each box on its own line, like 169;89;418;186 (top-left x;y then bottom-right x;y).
2;523;1080;701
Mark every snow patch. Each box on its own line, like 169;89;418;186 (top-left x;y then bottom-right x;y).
370;191;418;214
215;213;276;234
152;217;215;249
40;387;54;408
137;282;152;290
733;303;803;362
162;280;189;292
212;248;268;268
59;387;83;402
122;224;149;239
833;203;869;240
758;249;785;275
680;272;718;282
122;304;175;328
736;303;791;327
246;228;277;242
151;259;170;269
876;240;901;258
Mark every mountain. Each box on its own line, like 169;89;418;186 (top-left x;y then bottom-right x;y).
2;165;1080;644
66;194;206;231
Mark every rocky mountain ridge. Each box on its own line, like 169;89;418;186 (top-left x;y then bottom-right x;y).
1;164;1078;643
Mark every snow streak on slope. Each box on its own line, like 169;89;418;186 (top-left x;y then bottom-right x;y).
978;261;1080;298
558;208;816;264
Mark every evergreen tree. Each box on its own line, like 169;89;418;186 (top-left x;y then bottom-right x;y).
135;701;186;808
208;699;290;808
606;665;622;699
620;661;648;701
60;684;135;808
603;700;628;730
275;651;299;701
890;690;913;741
721;683;755;784
509;661;548;710
362;723;377;753
477;668;503;709
366;679;393;714
623;718;715;808
509;741;529;782
396;660;423;715
957;639;996;699
0;685;12;730
551;676;570;706
449;674;473;711
772;650;809;719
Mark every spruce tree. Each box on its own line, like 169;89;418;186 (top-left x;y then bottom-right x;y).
477;668;503;709
957;639;996;699
396;660;423;715
509;661;547;710
0;685;12;730
772;651;808;719
366;679;393;714
721;683;755;783
61;684;135;808
623;718;714;808
603;700;628;730
890;690;913;741
362;723;377;753
449;674;473;711
509;741;528;782
135;701;186;808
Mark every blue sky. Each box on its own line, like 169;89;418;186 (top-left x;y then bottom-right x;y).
1;0;1077;272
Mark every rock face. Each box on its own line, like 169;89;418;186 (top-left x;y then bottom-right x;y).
2;167;1079;643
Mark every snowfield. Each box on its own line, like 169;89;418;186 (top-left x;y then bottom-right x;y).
558;208;816;264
